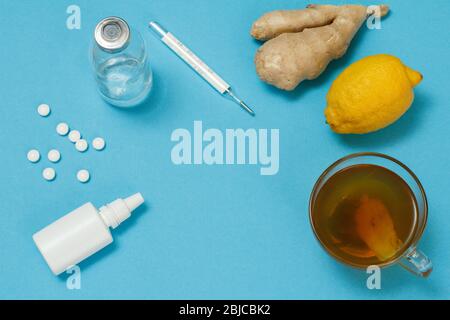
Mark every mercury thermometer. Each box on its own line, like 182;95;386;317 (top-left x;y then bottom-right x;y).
149;21;255;116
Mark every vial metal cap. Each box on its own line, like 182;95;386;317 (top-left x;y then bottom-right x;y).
94;17;130;53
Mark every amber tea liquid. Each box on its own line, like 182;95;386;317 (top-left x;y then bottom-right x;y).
311;164;418;267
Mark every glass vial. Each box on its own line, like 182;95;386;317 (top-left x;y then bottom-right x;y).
91;17;153;107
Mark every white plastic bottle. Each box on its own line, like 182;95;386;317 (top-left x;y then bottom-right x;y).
33;193;144;275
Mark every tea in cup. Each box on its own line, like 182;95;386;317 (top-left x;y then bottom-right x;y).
309;153;432;277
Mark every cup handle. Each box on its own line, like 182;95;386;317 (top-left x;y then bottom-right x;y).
399;247;432;277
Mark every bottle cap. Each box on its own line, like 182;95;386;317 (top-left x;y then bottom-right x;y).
94;17;130;53
99;193;144;229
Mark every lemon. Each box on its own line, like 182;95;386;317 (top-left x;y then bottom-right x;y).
325;54;422;134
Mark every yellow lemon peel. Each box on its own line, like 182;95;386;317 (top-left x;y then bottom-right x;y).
354;195;402;261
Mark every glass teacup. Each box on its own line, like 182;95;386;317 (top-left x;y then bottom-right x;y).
309;152;432;277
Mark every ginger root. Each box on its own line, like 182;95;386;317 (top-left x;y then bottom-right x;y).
251;4;389;90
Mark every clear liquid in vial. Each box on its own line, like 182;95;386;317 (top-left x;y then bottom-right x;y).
97;55;152;107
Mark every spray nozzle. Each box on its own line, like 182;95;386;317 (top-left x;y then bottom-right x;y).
100;193;144;229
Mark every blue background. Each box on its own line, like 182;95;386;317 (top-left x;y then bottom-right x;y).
0;0;449;299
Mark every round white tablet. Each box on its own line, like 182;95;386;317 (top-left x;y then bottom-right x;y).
68;130;81;143
56;122;69;136
75;139;88;152
27;149;40;163
47;149;61;163
37;104;51;117
42;167;56;181
92;137;106;151
77;169;90;183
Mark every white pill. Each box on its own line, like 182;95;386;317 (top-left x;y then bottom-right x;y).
77;169;90;183
56;122;69;136
42;167;56;181
75;139;88;152
68;130;81;143
92;137;106;151
47;149;61;163
27;149;40;163
37;104;51;117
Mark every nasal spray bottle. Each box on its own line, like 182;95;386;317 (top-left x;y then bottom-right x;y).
33;193;144;275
